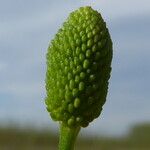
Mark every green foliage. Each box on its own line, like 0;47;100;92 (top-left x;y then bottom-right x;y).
0;123;150;150
45;6;112;128
0;127;58;150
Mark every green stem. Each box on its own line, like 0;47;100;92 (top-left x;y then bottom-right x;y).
59;123;81;150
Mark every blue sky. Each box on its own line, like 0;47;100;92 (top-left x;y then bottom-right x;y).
0;0;150;136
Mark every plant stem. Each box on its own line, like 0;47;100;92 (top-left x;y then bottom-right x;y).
59;123;81;150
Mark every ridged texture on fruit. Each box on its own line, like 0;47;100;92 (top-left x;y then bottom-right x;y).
45;6;113;127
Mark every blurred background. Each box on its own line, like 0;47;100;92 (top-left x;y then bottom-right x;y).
0;0;150;149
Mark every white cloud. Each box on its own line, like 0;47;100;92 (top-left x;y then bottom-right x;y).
0;62;7;72
0;10;61;38
1;0;150;39
0;81;45;98
83;0;150;19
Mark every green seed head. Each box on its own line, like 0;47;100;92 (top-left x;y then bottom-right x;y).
45;6;113;128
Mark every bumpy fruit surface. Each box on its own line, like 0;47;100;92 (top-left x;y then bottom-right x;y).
45;6;112;128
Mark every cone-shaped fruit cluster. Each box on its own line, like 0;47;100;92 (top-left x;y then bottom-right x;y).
45;6;113;128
